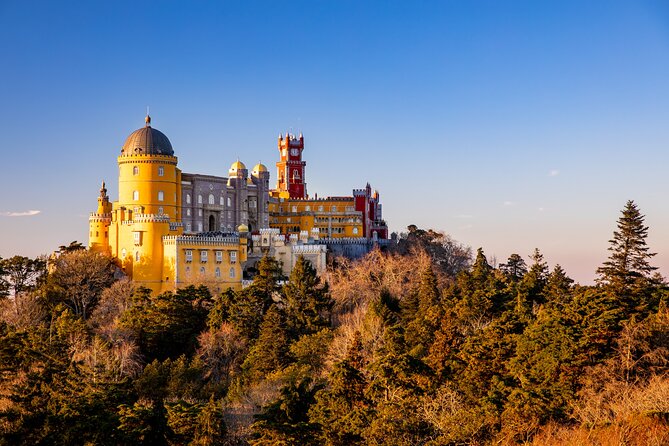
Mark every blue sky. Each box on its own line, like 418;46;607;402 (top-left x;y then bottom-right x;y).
1;0;669;283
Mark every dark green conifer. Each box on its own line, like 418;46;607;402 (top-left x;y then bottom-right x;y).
596;200;658;295
284;256;332;338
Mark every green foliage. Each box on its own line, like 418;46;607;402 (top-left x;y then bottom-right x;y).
0;255;47;298
250;378;320;445
597;200;659;313
118;399;167;445
309;332;372;446
1;212;668;445
283;256;333;339
120;286;209;361
242;305;292;380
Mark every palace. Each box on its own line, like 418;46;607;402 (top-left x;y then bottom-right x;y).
269;133;388;240
89;116;388;293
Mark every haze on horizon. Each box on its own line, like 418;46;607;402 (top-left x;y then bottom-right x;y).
1;0;669;284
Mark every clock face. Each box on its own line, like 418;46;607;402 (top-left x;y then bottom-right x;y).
290;148;299;156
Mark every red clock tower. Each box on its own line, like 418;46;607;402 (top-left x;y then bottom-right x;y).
276;133;307;199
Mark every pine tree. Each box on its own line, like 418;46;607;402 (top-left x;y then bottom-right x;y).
283;256;332;339
243;305;291;379
250;378;320;445
499;253;528;282
597;200;657;286
309;332;372;445
544;265;573;307
596;200;658;311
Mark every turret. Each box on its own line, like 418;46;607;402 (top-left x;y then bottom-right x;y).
89;180;112;255
275;132;307;199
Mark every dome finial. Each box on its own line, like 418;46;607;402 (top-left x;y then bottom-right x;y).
145;106;151;127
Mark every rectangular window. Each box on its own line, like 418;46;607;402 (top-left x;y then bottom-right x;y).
215;251;223;262
230;251;237;263
133;231;141;245
200;250;208;262
185;249;193;262
158;166;164;176
133;190;139;201
158;191;164;201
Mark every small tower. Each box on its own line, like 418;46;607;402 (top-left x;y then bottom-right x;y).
276;133;306;199
89;181;112;255
251;162;270;229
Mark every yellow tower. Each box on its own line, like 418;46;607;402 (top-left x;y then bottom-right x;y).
89;181;112;255
89;115;257;294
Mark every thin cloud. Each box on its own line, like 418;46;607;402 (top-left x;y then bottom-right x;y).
549;169;560;177
0;210;41;217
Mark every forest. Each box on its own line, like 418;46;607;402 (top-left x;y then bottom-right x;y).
1;200;668;445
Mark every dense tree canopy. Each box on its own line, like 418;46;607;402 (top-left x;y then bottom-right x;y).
1;209;668;445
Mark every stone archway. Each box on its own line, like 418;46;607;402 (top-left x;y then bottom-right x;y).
209;215;215;232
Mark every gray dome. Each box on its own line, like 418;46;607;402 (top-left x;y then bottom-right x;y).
121;122;174;156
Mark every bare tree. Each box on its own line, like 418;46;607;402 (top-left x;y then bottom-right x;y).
0;291;47;329
49;250;116;319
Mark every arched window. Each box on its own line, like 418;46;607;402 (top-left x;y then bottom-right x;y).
198;195;203;204
186;193;191;204
353;227;359;235
133;190;139;201
200;267;205;275
209;194;215;205
158;207;164;214
186;209;191;216
331;205;337;212
197;222;203;232
220;196;224;205
158;191;164;201
135;251;140;262
293;169;300;179
305;206;310;211
133;166;139;175
121;248;126;258
229;267;235;278
215;267;221;278
158;166;164;176
227;197;232;207
292;206;297;213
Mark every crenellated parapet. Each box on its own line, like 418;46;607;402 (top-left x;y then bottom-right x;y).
163;234;240;246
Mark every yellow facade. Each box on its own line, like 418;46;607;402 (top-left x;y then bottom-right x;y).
268;194;363;238
89;117;247;294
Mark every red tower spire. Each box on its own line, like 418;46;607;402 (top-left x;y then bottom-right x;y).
276;133;307;199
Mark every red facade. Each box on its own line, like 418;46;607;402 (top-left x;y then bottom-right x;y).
276;133;307;199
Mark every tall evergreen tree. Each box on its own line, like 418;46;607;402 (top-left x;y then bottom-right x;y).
283;256;332;339
243;305;292;379
499;253;528;283
309;332;372;446
597;200;657;290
